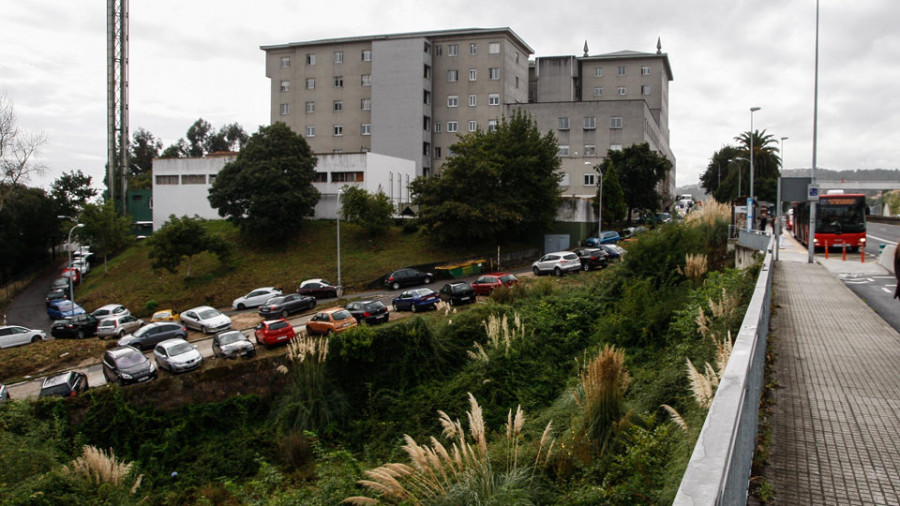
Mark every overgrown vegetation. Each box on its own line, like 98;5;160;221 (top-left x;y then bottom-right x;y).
0;203;764;504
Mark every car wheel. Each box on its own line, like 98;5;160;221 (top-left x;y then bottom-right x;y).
326;329;334;336
411;304;418;313
393;304;400;312
201;326;208;334
132;342;143;351
391;281;401;290
309;299;317;309
449;298;456;306
554;267;563;277
583;263;591;272
103;370;111;383
77;330;85;339
281;309;289;319
424;276;432;284
532;266;541;276
237;303;245;310
31;335;40;343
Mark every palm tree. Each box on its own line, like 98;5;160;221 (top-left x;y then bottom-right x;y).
734;130;781;202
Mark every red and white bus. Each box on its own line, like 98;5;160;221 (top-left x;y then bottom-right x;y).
792;193;867;251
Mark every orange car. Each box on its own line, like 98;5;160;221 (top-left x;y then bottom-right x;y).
305;308;358;336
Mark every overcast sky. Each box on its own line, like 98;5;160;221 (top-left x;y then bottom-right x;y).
2;0;897;192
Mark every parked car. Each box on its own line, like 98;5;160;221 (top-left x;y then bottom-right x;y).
439;282;476;306
180;306;232;334
622;226;647;239
306;308;358;335
50;277;69;291
585;231;621;247
598;243;626;260
212;330;256;359
383;268;433;290
232;287;282;310
0;325;46;348
71;259;90;276
150;309;179;322
102;346;158;385
154;338;203;373
258;293;316;319
297;279;338;299
91;304;130;319
60;267;81;285
532;251;581;276
47;300;86;320
471;272;518;296
38;371;89;398
45;287;68;307
118;321;188;351
96;314;144;339
51;313;100;339
345;300;390;325
573;247;609;271
254;318;296;347
392;288;440;312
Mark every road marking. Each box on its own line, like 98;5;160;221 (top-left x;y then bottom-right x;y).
883;287;894;294
867;234;897;246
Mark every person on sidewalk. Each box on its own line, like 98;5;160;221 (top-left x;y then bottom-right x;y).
894;246;900;300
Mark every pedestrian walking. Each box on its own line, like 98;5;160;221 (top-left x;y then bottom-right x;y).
759;212;768;234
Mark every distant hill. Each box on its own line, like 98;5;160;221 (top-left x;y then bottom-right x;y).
783;168;900;181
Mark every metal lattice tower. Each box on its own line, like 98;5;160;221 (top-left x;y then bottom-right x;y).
107;0;129;214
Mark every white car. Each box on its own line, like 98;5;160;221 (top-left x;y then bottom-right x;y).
0;325;47;349
96;314;144;339
153;338;203;373
91;304;131;319
232;287;282;310
71;259;90;276
532;251;581;276
180;306;232;334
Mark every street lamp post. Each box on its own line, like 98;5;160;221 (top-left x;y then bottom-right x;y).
336;189;343;297
718;157;733;199
780;136;789;169
749;106;761;231
66;223;84;304
734;156;749;198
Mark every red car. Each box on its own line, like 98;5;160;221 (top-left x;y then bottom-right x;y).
254;318;296;347
61;267;82;286
471;272;518;296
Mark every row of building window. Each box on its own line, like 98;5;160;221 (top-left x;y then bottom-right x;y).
156;174;217;185
557;145;623;158
304;124;371;137
286;74;372;91
589;85;651;97
445;93;501;108
279;50;373;69
558;116;623;130
446;67;500;82
592;65;652;77
431;119;498;134
433;41;502;57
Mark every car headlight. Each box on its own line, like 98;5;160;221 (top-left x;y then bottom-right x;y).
149;363;157;373
120;372;133;380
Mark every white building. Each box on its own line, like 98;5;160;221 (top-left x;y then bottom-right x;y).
151;151;415;230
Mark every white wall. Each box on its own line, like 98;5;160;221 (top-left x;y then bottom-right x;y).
151;155;235;230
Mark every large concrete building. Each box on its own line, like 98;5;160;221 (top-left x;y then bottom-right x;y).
261;28;675;214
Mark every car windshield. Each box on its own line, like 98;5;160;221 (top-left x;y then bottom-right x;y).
167;342;194;356
57;301;74;311
499;274;517;283
333;310;352;320
39;384;72;397
364;301;383;310
198;309;221;319
218;332;244;345
115;351;145;368
98;319;116;328
563;253;578;260
269;320;288;330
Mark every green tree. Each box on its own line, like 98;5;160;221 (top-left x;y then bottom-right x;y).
700;145;742;203
79;201;131;274
147;215;231;277
50;170;97;219
410;110;562;245
734;129;781;203
0;185;56;283
208;122;320;242
129;128;162;189
595;165;628;229
602;143;672;222
339;186;393;236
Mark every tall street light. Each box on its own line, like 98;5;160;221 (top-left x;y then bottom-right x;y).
749;106;761;231
67;223;85;304
587;162;604;238
734;156;749;198
718;157;733;198
780;136;789;170
336;189;344;297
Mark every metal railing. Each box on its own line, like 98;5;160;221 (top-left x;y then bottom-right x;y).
673;236;774;505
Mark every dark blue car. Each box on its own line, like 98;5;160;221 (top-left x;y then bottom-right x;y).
392;288;439;313
585;231;621;247
47;300;86;320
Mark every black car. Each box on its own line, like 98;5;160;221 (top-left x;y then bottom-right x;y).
212;330;257;359
50;277;69;291
439;281;476;306
45;287;68;307
573;247;610;271
345;300;390;325
117;322;187;351
102;346;158;385
50;313;100;339
598;243;625;260
258;293;316;319
39;371;89;398
297;279;338;299
383;268;434;290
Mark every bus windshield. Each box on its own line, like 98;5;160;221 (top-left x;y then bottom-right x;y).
817;199;866;234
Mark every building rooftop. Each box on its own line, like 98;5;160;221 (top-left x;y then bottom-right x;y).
261;27;534;54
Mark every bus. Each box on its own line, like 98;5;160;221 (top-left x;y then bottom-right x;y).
792;193;867;251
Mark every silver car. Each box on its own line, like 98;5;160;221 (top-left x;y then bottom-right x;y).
232;287;282;310
96;314;144;339
0;325;46;349
91;304;131;319
153;338;203;373
180;306;232;334
531;251;581;276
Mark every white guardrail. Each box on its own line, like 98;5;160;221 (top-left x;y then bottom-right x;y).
673;235;774;505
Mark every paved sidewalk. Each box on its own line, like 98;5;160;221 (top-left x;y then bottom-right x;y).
766;235;900;504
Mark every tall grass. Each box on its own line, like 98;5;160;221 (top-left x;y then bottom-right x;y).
64;445;142;492
573;345;633;459
467;312;528;362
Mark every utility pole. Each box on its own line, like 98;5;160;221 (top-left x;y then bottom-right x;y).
107;0;129;215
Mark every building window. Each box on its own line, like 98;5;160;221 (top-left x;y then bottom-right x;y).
423;116;430;130
447;121;458;133
313;172;328;183
611;117;623;129
468;120;477;132
515;76;519;88
642;85;651;95
611;144;623;151
558;145;570;157
489;42;500;54
306;78;315;89
361;74;372;86
305;101;315;113
207;175;216;185
448;44;458;56
488;93;500;105
280;80;290;92
155;175;179;185
334;51;343;63
423;142;430;156
333;100;343;112
594;66;603;77
361;98;371;110
584;173;596;186
583;116;596;130
334;76;344;88
488;67;500;80
423;65;431;79
488;119;498;132
448;69;458;82
558;117;569;130
333;125;343;136
468;69;477;81
618;87;626;96
362;49;372;61
305;54;315;65
332;171;364;182
424;90;431;105
468;94;477;107
434;146;442;158
617;65;626;76
305;126;315;137
434;45;443;56
641;66;651;75
469;43;477;55
181;174;206;185
280;56;290;68
515;52;520;63
593;87;603;96
361;124;371;135
447;95;458;107
584;145;596;156
434;122;442;133
279;103;289;115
